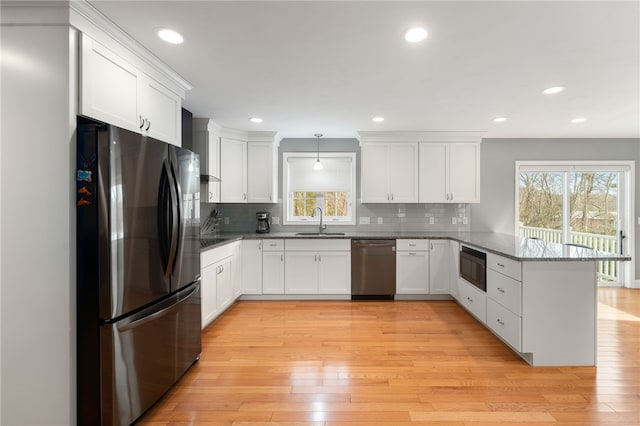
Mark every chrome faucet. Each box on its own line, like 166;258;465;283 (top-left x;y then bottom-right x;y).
311;206;326;233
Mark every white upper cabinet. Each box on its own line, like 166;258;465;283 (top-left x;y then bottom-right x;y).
247;142;277;203
219;131;279;204
80;34;141;133
79;33;185;146
220;137;248;202
419;142;480;203
361;142;418;203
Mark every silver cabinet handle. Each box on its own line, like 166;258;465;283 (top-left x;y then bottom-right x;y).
243;193;247;200
391;193;394;201
408;252;417;256
430;242;433;250
318;255;322;262
467;296;473;303
145;120;151;131
497;318;505;326
139;115;145;129
387;194;390;201
209;191;213;200
281;254;284;262
269;194;272;201
497;287;505;293
497;263;505;268
409;243;416;247
258;242;262;250
450;193;453;201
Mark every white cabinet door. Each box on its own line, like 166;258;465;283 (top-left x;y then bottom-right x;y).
396;251;429;294
201;263;218;329
221;138;247;202
459;278;486;323
388;143;419;202
80;34;142;134
418;143;448;202
429;240;453;294
263;251;285;294
242;240;263;294
419;143;480;203
317;252;351;294
204;182;220;203
449;143;480;203
361;144;389;202
141;76;181;145
247;142;276;203
284;252;317;294
232;242;243;298
216;258;233;312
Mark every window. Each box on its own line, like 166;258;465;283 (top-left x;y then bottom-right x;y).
516;161;633;286
283;153;356;225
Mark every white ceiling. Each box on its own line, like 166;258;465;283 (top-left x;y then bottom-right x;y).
89;1;639;139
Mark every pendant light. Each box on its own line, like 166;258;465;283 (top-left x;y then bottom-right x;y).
313;133;323;170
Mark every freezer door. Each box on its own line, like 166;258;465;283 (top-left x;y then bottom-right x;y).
100;126;173;319
169;145;201;291
100;282;201;426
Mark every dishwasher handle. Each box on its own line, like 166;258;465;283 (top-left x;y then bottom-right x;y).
352;240;396;250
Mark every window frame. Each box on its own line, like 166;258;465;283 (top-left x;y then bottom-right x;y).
283;152;356;225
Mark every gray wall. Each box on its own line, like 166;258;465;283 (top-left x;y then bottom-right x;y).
471;138;640;280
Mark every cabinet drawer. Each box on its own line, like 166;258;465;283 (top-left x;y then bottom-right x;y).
285;239;350;251
487;298;522;351
396;239;429;251
201;243;235;267
459;279;486;323
487;253;521;281
487;269;522;316
262;239;285;251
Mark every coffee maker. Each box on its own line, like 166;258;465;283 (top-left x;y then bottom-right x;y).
256;211;271;233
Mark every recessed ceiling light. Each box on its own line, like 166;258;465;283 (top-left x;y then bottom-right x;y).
372;116;385;123
542;86;566;95
249;117;263;123
404;27;428;43
493;117;507;123
157;28;184;44
571;117;587;123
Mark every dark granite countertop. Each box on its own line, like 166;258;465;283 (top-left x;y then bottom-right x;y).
201;231;630;262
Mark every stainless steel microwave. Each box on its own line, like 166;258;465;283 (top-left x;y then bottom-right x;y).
459;246;486;292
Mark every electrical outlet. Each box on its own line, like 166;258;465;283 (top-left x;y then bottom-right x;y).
224;217;229;225
429;217;435;225
462;216;468;225
359;216;370;225
451;217;457;225
377;217;383;225
272;216;279;225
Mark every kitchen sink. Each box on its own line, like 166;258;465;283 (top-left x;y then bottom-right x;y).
295;232;346;236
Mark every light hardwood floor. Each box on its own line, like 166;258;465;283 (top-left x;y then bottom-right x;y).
139;288;640;425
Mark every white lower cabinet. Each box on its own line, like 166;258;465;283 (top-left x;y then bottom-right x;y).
429;240;453;294
200;242;241;329
242;240;263;294
396;240;429;294
486;298;522;351
284;252;318;294
200;263;218;328
458;278;486;323
263;241;285;294
317;252;351;294
284;239;351;295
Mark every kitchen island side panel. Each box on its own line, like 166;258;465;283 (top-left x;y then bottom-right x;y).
522;261;597;366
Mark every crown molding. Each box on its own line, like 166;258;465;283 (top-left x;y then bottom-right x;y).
69;0;192;94
357;131;485;145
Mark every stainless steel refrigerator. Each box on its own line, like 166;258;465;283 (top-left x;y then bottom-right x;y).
76;116;201;426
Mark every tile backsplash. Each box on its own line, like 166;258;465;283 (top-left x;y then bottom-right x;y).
202;201;471;234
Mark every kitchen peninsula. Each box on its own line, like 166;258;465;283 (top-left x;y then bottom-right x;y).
201;232;629;367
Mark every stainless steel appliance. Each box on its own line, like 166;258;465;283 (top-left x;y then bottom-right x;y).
459;245;487;291
351;239;396;299
256;211;270;233
76;116;202;426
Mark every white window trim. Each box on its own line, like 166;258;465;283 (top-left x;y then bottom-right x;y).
282;152;356;226
515;160;635;288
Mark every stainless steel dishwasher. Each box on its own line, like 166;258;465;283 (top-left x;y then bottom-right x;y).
351;239;396;299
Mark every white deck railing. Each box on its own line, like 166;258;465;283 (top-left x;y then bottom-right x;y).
519;226;618;282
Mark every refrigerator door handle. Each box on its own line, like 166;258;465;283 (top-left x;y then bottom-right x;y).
168;161;182;272
117;284;198;332
160;161;180;278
